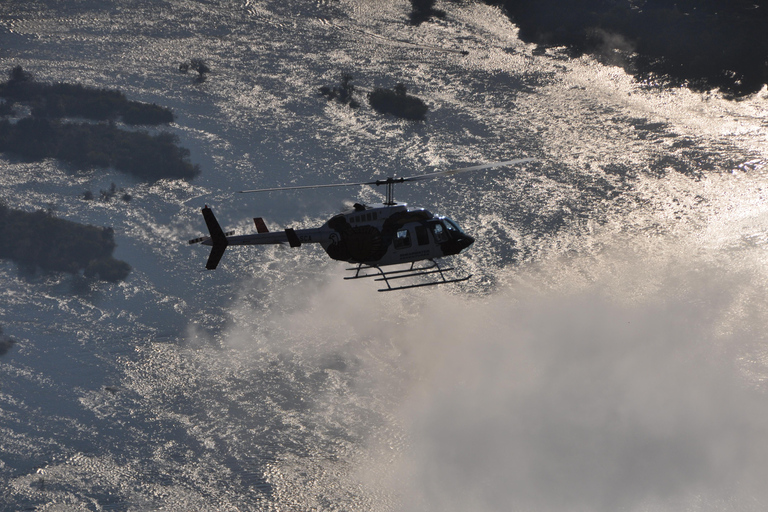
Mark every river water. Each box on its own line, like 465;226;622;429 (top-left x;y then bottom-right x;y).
2;1;768;510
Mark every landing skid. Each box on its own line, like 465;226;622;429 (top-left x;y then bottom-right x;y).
344;260;471;292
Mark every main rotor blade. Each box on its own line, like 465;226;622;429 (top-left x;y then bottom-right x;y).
236;157;535;194
238;181;377;194
401;157;536;182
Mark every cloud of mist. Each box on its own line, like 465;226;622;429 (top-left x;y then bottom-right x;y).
381;255;768;512
208;245;768;512
590;28;637;69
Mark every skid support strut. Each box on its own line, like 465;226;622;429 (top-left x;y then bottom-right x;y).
344;259;471;292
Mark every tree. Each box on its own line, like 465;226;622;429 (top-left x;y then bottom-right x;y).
9;65;32;83
409;0;445;25
0;325;15;357
181;59;211;82
319;72;360;108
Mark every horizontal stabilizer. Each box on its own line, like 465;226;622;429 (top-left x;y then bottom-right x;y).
206;244;227;270
188;231;233;245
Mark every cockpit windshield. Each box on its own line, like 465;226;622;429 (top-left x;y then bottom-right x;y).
430;218;466;243
443;218;464;234
430;222;448;243
426;217;474;254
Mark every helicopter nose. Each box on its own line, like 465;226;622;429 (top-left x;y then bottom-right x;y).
440;233;475;256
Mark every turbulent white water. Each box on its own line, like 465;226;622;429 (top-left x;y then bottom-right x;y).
2;0;768;510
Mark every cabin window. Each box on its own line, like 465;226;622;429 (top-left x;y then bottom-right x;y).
350;212;377;224
431;222;448;243
415;225;429;246
394;228;412;249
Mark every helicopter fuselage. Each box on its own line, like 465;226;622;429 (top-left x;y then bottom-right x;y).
197;202;474;269
318;202;474;266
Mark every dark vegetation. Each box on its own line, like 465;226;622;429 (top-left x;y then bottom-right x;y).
0;203;131;282
0;101;13;116
0;117;199;180
179;58;211;82
0;66;174;125
483;0;768;97
0;67;198;181
83;182;132;202
0;326;15;357
319;73;360;108
0;67;197;286
368;83;429;121
320;75;429;120
409;0;445;25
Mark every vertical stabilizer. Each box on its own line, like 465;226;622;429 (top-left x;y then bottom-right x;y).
254;217;269;233
202;206;229;269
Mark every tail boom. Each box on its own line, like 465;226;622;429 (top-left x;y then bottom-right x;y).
191;206;330;269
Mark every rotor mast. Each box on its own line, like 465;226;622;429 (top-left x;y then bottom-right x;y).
375;177;406;205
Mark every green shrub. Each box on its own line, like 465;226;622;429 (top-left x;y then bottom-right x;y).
368;84;428;121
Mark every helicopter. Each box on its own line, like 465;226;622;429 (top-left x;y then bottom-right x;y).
189;158;534;291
